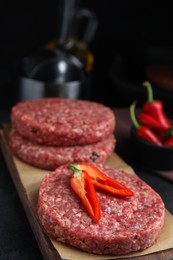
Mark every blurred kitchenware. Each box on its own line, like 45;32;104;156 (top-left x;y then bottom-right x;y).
55;0;98;47
15;0;98;102
16;49;86;101
44;0;98;73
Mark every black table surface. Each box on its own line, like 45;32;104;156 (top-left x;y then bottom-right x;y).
0;107;43;259
0;107;173;260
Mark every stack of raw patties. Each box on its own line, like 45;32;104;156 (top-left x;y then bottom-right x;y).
9;98;116;170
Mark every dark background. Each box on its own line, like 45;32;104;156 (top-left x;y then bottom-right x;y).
1;2;173;259
1;0;173;111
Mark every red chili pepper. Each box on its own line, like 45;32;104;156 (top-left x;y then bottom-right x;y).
142;81;171;130
130;102;162;146
157;128;173;141
70;163;134;197
68;164;101;223
138;113;169;131
163;136;173;147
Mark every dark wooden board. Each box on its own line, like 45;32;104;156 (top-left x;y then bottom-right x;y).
0;121;173;260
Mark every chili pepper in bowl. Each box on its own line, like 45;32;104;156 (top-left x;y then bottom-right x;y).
163;136;173;147
142;81;171;131
137;113;169;131
130;102;162;146
157;127;173;141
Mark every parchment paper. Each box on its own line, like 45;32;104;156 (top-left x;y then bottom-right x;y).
12;152;173;260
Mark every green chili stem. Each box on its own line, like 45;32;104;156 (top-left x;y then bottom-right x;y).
142;81;153;103
68;164;82;175
130;102;140;129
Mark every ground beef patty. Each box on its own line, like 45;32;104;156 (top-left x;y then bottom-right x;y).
37;164;165;255
11;98;115;146
9;129;115;170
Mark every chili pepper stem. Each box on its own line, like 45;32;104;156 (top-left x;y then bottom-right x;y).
68;164;82;175
130;102;140;129
143;81;153;103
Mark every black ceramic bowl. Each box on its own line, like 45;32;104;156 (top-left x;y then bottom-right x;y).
130;126;173;170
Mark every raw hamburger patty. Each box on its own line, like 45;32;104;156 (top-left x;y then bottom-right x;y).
37;164;165;255
9;129;115;170
11;98;116;146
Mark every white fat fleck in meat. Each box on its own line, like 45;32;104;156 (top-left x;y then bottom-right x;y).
106;206;112;214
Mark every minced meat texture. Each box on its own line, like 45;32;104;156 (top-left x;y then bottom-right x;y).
8;129;115;170
37;163;165;255
11;98;116;146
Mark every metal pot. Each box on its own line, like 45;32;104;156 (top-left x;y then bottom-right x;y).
16;49;87;101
